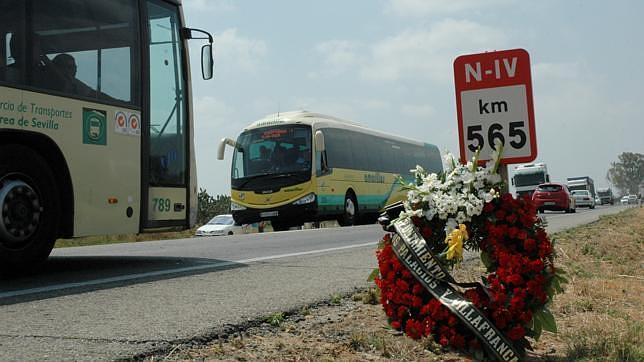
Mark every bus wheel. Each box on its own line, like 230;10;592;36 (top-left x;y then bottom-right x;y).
339;192;358;226
0;145;59;270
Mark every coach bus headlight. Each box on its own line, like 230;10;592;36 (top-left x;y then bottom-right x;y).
230;201;247;211
293;193;316;205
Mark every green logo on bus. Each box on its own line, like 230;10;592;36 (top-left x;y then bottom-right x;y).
83;108;107;145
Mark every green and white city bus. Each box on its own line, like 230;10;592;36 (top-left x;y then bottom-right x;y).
218;111;443;231
0;0;213;267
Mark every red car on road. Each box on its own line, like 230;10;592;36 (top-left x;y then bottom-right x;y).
532;183;576;213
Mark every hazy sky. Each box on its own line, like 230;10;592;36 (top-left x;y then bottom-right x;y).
182;0;643;196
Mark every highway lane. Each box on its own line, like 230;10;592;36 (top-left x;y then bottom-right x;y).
0;204;629;360
1;225;383;301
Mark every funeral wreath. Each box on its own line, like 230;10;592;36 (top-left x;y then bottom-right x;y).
372;146;566;361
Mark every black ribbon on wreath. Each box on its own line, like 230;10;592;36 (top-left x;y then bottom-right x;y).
379;202;521;362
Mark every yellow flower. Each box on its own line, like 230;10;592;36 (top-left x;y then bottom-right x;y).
445;224;469;261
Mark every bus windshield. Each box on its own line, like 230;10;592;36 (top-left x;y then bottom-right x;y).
231;125;312;186
514;172;546;187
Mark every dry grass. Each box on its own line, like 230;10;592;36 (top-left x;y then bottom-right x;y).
528;207;644;361
150;208;643;361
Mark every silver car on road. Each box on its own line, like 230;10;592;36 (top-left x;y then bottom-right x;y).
572;190;595;209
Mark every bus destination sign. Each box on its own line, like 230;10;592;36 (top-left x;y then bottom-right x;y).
453;48;537;165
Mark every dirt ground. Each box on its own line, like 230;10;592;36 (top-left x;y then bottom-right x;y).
146;207;643;361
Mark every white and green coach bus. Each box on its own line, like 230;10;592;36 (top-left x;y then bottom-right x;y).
0;0;214;267
218;111;443;231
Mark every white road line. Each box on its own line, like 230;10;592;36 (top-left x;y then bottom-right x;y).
1;242;377;299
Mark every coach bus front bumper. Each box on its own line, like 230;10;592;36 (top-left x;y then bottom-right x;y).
231;194;318;226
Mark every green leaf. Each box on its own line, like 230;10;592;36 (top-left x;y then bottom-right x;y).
555;271;569;285
552;277;563;294
535;308;557;333
531;315;543;340
367;268;380;282
480;251;493;270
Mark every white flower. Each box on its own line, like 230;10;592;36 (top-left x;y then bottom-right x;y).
401;147;505;229
444;218;458;234
423;208;437;221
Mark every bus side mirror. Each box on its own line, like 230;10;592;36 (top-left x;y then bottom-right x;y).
217;137;238;160
314;130;325;152
182;27;214;80
511;178;514;186
201;44;213;80
546;175;550;182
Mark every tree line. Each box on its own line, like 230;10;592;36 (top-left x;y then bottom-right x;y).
197;188;231;225
607;152;643;196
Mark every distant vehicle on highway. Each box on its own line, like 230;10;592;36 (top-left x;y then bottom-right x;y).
195;215;245;236
512;163;549;198
567;176;596;200
217;111;443;231
532;183;576;213
596;187;614;205
572;190;596;209
619;195;638;205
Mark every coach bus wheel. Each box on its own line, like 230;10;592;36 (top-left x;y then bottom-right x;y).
339;192;358;226
0;145;60;270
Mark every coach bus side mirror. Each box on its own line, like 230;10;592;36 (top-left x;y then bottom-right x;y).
201;44;213;80
546;175;550;182
182;27;214;80
218;138;239;160
314;130;330;174
314;130;325;152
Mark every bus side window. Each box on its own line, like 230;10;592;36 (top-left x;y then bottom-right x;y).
0;2;27;86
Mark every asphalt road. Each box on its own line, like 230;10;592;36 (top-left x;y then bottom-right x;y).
0;204;629;361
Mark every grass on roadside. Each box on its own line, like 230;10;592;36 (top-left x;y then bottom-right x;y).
534;207;644;361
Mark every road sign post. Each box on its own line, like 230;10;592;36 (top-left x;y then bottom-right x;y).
454;48;537;167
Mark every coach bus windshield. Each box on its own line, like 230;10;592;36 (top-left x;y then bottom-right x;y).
231;125;312;188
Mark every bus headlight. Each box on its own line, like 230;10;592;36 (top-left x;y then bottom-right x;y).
230;201;247;211
293;193;316;205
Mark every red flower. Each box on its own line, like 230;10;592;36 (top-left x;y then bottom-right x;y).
506;213;518;224
508;325;526;340
450;334;466;349
405;318;424;339
529;259;544;273
421;226;433;238
524;238;537;252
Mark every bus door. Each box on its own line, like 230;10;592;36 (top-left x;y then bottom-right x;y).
143;0;190;229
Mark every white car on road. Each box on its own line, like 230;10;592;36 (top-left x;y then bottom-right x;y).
571;190;595;209
195;214;245;236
